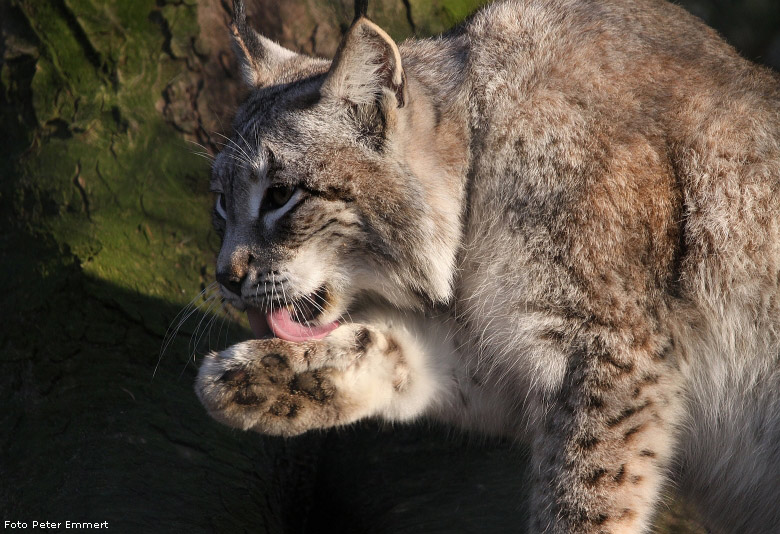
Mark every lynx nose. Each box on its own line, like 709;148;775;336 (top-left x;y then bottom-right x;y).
216;248;252;297
216;270;244;296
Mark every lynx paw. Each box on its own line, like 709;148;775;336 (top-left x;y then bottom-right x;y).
195;325;409;436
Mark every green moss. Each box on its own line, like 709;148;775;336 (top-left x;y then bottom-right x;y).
6;0;214;310
409;0;490;36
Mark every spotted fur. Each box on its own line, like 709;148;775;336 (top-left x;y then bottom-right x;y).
196;1;780;532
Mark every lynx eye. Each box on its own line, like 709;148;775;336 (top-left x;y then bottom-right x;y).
264;185;296;211
215;193;227;219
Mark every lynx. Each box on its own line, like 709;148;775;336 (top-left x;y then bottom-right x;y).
195;0;780;532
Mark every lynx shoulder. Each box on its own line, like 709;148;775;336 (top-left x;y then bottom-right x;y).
195;1;780;532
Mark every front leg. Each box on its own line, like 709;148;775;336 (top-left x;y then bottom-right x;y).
531;334;684;534
195;315;453;436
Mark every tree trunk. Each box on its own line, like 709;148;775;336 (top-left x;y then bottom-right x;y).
3;0;773;531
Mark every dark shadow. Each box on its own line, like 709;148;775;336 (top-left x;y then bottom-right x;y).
306;423;530;534
0;225;531;533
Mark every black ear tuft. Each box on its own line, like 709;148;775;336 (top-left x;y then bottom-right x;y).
354;0;369;22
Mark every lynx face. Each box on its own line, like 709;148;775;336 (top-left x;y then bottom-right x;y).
211;13;464;340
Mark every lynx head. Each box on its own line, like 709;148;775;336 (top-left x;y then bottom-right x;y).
210;1;467;341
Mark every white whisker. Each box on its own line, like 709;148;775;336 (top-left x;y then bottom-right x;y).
155;282;218;378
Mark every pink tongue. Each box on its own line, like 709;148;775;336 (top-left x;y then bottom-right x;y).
247;307;338;341
267;308;339;342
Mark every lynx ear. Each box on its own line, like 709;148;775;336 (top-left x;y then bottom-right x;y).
231;0;299;88
321;17;406;108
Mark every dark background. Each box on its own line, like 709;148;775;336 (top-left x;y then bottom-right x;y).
2;1;777;532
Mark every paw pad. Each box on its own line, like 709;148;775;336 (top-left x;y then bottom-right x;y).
219;368;249;383
292;370;335;402
269;397;299;418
